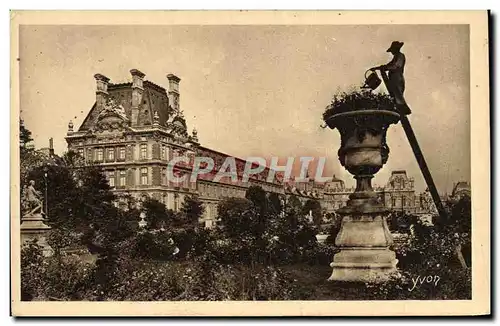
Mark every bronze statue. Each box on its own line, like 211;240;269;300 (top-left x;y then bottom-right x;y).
23;180;44;216
371;41;406;95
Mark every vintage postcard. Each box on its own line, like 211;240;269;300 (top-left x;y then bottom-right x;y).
10;10;490;316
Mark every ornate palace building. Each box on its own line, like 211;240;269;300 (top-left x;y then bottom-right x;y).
65;69;301;227
381;170;418;213
65;69;448;227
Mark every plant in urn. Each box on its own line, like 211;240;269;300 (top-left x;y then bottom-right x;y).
323;89;400;282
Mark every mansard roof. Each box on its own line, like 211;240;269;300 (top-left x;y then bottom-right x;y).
78;79;172;132
452;181;471;196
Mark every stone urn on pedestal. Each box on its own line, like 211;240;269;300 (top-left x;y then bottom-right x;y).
323;90;400;283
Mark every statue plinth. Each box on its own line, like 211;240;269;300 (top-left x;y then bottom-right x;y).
325;109;400;283
20;213;53;257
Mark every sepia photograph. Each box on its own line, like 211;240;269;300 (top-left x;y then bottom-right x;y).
10;10;490;316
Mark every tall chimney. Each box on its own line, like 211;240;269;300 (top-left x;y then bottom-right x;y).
130;69;146;126
167;74;181;112
49;137;54;156
94;73;110;108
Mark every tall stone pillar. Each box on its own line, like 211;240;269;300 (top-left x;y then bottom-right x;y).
167;74;181;113
130;69;146;126
324;107;400;283
94;73;110;109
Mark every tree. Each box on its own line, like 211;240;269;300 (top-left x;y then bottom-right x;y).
27;163;80;228
19;137;136;299
245;185;268;215
217;197;256;239
61;150;85;175
19;121;46;192
302;199;322;226
275;207;317;253
325;213;343;245
394;195;472;271
268;192;283;216
215;197;269;264
287;195;303;215
180;195;205;229
19;119;33;152
142;197;174;230
448;195;471;235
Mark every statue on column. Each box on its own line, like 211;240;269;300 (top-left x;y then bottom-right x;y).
22;180;44;216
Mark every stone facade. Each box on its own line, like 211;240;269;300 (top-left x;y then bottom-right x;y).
322;176;354;213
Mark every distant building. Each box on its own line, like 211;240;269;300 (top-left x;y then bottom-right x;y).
324;170;452;216
37;137;64;166
323;175;353;212
451;181;471;200
381;170;417;213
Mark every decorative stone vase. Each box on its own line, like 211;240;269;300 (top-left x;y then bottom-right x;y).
324;108;400;283
316;233;329;244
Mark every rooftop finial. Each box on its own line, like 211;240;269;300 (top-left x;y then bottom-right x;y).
192;128;198;142
153;111;160;125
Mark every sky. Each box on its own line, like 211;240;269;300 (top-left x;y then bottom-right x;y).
18;24;470;194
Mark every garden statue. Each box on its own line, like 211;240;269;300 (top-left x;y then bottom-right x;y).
23;180;44;216
139;211;147;229
369;41;411;115
21;180;52;257
371;41;406;96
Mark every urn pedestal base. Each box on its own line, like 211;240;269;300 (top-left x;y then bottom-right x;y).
21;214;53;257
328;210;398;283
328;248;398;283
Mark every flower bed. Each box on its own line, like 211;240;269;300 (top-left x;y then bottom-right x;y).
323;90;398;122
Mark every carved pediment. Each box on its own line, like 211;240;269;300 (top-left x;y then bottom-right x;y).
165;113;189;138
95;116;130;132
98;99;128;120
94;98;130;132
